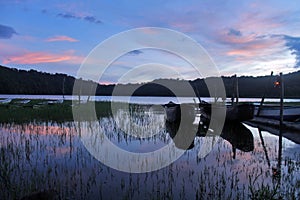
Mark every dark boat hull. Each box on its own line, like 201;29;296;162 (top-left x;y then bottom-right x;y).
200;103;255;122
164;102;195;123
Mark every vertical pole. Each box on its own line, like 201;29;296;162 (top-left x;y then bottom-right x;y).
232;75;236;105
78;79;82;104
277;72;284;173
257;71;273;117
235;75;239;104
62;77;65;100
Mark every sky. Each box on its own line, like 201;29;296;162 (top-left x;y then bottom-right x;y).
1;0;300;84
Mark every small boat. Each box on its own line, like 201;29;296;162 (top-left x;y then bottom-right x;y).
0;98;12;104
255;105;300;122
48;99;64;105
15;99;31;104
199;101;255;122
37;101;48;105
164;101;195;123
164;101;180;123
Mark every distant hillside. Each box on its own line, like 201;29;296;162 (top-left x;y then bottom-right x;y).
1;65;300;98
0;65;113;96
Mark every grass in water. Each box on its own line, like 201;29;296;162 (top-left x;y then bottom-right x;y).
0;100;113;123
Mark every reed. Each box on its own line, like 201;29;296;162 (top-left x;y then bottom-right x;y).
0;103;299;199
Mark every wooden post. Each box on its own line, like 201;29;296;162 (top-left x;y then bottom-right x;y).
62;77;66;100
277;72;284;174
258;128;270;167
257;71;273;117
235;75;239;104
78;79;82;104
232;75;237;105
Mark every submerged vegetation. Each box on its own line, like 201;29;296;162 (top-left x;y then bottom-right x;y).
0;100;112;123
0;102;299;199
248;173;281;200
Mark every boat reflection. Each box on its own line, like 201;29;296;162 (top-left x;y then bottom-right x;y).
219;123;254;154
165;119;196;150
166;118;254;158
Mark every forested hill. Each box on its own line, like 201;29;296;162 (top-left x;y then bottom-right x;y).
0;65;114;96
1;65;300;98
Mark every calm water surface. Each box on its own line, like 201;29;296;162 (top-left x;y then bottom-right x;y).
0;103;299;199
1;94;300;104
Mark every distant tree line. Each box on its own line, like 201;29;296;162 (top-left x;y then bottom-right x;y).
1;65;300;98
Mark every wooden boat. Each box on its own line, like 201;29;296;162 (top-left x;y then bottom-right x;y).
164;101;195;123
164;101;180;122
197;74;254;122
199;101;255;122
255;105;300;122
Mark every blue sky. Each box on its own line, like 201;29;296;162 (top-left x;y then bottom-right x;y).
1;0;300;83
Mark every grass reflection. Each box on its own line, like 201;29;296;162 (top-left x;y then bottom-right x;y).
0;103;299;199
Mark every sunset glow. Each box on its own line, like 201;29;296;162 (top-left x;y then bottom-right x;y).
0;0;300;82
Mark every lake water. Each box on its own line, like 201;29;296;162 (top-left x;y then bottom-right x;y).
1;94;300;105
0;98;299;199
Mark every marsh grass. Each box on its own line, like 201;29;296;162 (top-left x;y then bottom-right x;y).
0;102;299;199
248;173;281;200
0;100;114;123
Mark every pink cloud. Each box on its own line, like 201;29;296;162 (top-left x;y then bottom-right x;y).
217;29;257;45
3;50;83;65
210;27;287;61
46;35;78;42
226;49;257;57
225;36;285;58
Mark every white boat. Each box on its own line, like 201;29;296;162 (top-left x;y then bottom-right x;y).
15;99;30;104
48;99;64;105
37;101;48;105
0;98;12;104
255;105;300;122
